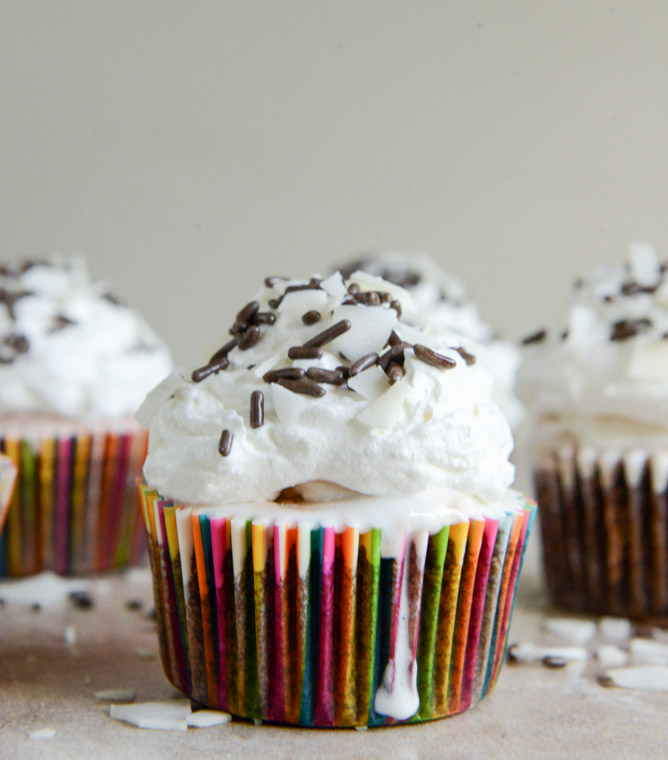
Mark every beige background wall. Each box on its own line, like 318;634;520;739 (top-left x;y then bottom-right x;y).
2;1;668;368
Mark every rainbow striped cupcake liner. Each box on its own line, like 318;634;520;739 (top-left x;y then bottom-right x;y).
0;429;148;576
139;481;535;728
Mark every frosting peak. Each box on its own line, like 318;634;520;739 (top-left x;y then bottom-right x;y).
141;271;514;505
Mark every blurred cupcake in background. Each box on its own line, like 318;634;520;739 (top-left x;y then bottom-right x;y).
138;268;535;727
518;242;668;618
0;256;172;576
336;251;524;431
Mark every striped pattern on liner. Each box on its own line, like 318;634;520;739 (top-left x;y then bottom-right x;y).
0;430;149;576
139;480;536;728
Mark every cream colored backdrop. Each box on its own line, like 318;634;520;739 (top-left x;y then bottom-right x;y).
2;1;668;367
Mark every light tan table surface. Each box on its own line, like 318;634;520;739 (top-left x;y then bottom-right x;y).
1;549;665;760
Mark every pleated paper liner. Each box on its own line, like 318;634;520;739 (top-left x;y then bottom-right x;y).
0;455;17;536
139;480;536;728
535;441;668;619
0;429;148;576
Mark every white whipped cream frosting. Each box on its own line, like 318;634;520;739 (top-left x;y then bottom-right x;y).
338;251;524;429
0;256;172;418
518;242;668;430
141;271;515;506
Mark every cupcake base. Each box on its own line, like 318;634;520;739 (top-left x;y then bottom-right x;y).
139;481;535;728
534;434;668;619
0;425;148;576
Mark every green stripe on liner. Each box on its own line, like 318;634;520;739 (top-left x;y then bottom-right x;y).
355;528;381;725
412;525;450;722
243;520;261;719
368;554;395;727
299;526;322;726
20;439;37;574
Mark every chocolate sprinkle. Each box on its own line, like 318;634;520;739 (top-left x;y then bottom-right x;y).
207;338;238;365
236;300;260;324
238;325;261;350
265;276;288;288
263;367;305;383
521;328;547;345
413;344;457;369
191;355;230;382
305;367;346;385
611;318;653;342
287;345;323;360
218;429;233;456
388;330;402;347
276;377;326;397
301;310;321;325
250;390;264;428
389;300;402;318
349;352;379;376
253;312;276;325
387;363;404;384
453;346;476;365
302;319;351;348
378;343;409;370
0;288;31;319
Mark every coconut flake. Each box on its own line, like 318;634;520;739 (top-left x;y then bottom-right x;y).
596;645;628;668
277;288;328;316
29;728;56;740
330;304;397;359
508;642;588;664
605;665;668;691
320;271;347;299
95;688;136;701
598;616;632;644
347;365;389;401
271;381;308;425
357;377;410;431
543;617;597;645
186;710;232;728
628;241;660;286
109;700;191;731
630;637;668;666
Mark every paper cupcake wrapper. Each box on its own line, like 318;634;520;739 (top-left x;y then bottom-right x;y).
535;444;668;618
0;455;17;537
139;481;536;727
0;430;148;576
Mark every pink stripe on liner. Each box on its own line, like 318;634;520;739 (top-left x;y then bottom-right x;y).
459;518;499;710
210;516;229;710
313;526;336;727
269;523;287;724
54;438;73;575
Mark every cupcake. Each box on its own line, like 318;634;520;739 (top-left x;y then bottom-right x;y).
138;269;535;727
336;251;525;431
518;242;668;618
0;256;172;576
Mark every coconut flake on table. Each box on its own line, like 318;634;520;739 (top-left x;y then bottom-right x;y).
186;710;232;728
29;728;56;740
630;637;668;666
605;665;668;692
543;617;597;645
0;572;90;609
598;616;633;644
109;700;192;731
596;645;628;669
508;642;588;664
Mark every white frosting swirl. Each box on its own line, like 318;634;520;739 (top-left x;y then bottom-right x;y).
518;242;668;429
141;271;514;506
338;251;524;429
0;256;172;418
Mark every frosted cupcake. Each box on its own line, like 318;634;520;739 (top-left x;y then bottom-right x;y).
138;269;535;727
0;256;172;575
337;251;524;430
518;242;668;618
